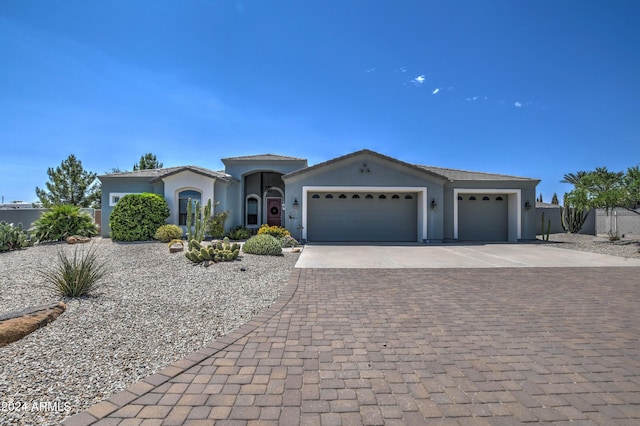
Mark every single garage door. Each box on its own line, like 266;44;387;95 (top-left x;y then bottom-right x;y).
458;194;508;241
307;192;417;242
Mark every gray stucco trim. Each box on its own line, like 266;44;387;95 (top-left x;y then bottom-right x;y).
302;185;428;242
453;188;522;241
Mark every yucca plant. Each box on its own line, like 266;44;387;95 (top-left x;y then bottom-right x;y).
39;245;107;297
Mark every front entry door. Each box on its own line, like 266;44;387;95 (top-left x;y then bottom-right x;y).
266;198;282;226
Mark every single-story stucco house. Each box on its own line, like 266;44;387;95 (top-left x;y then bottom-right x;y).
99;149;540;242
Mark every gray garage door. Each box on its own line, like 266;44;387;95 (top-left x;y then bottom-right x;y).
307;192;417;242
458;194;508;241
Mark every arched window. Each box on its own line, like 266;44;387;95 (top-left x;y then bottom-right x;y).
392;195;400;199
378;194;387;199
312;194;320;199
404;194;413;200
325;194;334;199
246;196;259;226
178;190;201;226
469;196;476;201
339;194;347;199
496;196;504;201
352;194;360;199
482;196;490;201
365;194;373;199
458;195;463;200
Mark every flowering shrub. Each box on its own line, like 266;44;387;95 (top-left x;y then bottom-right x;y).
257;224;290;239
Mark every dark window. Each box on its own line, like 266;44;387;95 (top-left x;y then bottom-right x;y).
179;190;201;226
352;194;360;199
483;196;490;201
469;196;476;201
312;194;320;199
365;194;373;199
247;197;258;225
378;194;387;199
339;194;347;199
458;195;463;200
496;196;504;201
392;194;400;199
404;194;413;200
325;194;333;199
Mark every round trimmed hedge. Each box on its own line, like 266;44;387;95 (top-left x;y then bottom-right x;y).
241;234;282;256
110;193;170;241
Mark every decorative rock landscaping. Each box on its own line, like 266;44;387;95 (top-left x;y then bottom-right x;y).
0;238;299;425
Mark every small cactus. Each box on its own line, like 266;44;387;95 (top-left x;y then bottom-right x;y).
184;237;240;265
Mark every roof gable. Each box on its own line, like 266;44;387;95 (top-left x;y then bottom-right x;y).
283;149;447;181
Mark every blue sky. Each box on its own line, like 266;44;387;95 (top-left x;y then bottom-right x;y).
1;1;639;204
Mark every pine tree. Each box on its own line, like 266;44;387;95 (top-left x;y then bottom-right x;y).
35;155;100;208
551;193;559;205
537;193;543;203
133;153;163;171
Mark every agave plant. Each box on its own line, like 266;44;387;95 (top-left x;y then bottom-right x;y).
39;245;107;297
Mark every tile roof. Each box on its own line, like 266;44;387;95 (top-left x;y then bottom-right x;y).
99;166;231;182
416;165;539;182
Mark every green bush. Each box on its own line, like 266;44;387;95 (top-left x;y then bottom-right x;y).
30;205;98;243
280;235;299;248
154;224;183;242
110;193;170;241
206;211;228;238
0;221;31;252
242;234;283;256
226;225;251;240
39;245;107;297
257;224;290;239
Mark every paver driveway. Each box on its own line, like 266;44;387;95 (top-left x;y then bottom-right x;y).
64;265;640;425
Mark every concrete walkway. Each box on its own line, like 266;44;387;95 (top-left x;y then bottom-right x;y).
295;243;640;268
64;266;640;425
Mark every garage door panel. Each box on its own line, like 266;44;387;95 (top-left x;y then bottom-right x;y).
308;193;417;242
458;195;508;241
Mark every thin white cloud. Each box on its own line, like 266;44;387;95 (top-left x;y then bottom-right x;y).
365;67;376;73
412;75;425;86
514;101;522;107
432;88;440;95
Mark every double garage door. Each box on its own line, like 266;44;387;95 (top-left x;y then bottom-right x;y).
307;192;417;242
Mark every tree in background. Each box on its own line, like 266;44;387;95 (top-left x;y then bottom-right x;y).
551;193;559;205
133;153;163;171
35;155;100;208
537;193;543;203
562;166;640;237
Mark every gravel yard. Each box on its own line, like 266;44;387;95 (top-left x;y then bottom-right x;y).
539;232;640;259
0;239;298;425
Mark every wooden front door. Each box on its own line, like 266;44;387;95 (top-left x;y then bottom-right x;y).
266;198;282;226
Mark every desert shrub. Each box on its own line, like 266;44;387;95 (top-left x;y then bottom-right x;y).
242;234;282;256
280;235;299;248
154;224;183;242
110;193;169;241
226;225;251;240
257;224;290;239
30;205;98;243
39;245;107;297
206;211;228;238
0;221;31;252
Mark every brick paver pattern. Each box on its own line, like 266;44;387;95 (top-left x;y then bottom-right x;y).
64;267;640;425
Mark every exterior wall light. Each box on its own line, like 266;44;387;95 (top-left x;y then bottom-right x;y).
293;198;299;209
525;200;531;210
431;198;437;210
